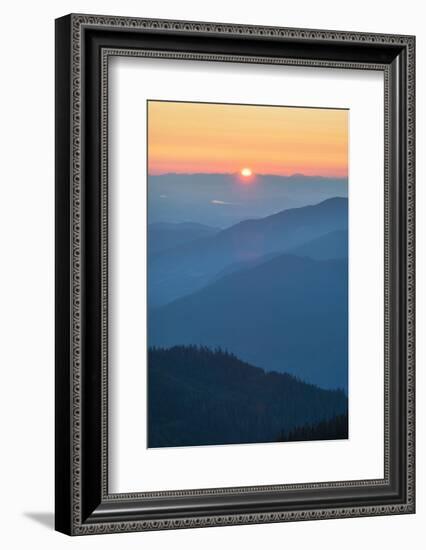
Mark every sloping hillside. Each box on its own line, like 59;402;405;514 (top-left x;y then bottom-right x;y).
148;346;348;448
149;253;348;390
148;197;348;306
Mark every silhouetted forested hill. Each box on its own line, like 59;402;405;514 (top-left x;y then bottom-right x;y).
148;346;348;448
277;413;348;442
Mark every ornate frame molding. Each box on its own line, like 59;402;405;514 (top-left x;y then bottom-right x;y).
55;14;415;536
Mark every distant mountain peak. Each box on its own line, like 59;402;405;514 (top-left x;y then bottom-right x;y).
223;195;347;230
148;173;348;226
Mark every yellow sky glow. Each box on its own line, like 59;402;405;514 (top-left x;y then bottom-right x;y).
148;101;348;178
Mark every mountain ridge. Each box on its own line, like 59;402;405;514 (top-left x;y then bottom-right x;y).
148;346;348;448
148;221;219;255
148;174;348;227
149;252;348;390
148;197;348;307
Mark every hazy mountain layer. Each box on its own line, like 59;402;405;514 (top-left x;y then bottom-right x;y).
148;197;348;307
148;222;219;255
148;173;348;227
209;229;348;281
149;253;348;390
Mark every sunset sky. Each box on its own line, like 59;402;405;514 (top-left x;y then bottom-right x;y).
148;101;348;178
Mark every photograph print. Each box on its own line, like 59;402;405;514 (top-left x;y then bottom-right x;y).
147;100;349;449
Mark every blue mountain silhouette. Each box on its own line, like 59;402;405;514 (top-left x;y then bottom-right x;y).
148;222;219;255
149;252;348;390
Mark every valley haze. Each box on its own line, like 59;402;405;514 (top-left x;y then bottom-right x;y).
148;173;348;227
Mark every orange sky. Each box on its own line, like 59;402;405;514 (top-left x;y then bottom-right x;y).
148;101;348;178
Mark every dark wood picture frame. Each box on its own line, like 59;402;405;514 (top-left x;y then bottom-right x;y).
55;13;415;535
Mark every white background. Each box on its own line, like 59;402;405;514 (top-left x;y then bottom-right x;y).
0;0;423;548
110;58;384;493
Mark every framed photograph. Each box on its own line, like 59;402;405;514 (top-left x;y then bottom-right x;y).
55;14;415;535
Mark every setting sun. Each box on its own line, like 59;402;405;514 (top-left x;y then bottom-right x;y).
241;168;252;177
